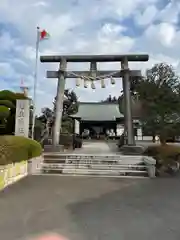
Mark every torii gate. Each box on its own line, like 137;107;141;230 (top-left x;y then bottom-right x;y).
40;54;149;149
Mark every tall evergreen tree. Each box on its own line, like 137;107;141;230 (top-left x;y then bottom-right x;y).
135;63;180;143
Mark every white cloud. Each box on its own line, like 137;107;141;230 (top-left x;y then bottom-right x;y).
0;0;180;114
144;22;176;47
23;46;36;61
100;23;126;37
96;36;135;54
157;1;180;24
134;0;180;26
33;1;49;8
73;39;89;52
0;32;16;52
135;5;158;26
106;0;158;19
10;58;28;68
158;23;176;46
0;62;18;78
38;13;80;42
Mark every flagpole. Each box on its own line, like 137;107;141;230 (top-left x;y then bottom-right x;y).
32;26;40;139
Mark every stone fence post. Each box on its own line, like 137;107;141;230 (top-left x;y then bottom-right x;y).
28;155;43;175
143;156;156;178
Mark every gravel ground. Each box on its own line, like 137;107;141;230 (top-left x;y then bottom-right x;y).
1;175;180;240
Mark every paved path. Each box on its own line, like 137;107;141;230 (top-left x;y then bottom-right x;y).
73;140;117;154
74;140;159;155
1;175;180;239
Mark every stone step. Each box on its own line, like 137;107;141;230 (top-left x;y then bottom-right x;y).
40;153;154;178
44;156;143;160
36;173;147;179
43;159;144;167
43;155;144;163
43;158;143;162
42;168;148;177
42;163;146;170
41;160;147;177
43;153;143;159
63;169;147;175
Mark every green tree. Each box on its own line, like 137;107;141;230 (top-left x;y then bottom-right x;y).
118;74;143;119
53;89;78;117
118;94;142;119
53;89;78;133
38;89;79;139
135;63;180;143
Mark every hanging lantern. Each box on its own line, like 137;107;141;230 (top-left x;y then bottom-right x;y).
101;78;106;88
110;76;115;85
84;79;88;88
76;77;81;87
91;80;96;89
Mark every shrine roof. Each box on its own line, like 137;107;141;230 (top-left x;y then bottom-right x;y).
71;102;124;121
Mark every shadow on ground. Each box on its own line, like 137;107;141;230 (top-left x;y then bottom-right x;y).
0;176;180;240
68;177;180;240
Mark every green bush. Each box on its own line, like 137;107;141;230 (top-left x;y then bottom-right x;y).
59;133;73;148
0;90;28;103
144;144;180;160
0;100;15;109
0;136;42;165
144;144;180;175
0;105;10;119
0;90;16;101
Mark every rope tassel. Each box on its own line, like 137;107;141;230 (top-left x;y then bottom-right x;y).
91;81;96;89
84;78;88;88
110;76;115;85
101;78;106;88
76;77;81;87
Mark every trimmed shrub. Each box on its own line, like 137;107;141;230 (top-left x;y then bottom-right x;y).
0;105;10;119
59;134;73;148
0;100;15;109
0;136;42;165
0;90;28;103
27;137;42;159
143;144;180;176
0;90;16;101
144;144;180;159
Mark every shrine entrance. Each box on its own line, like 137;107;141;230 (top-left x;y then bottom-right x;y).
40;54;149;150
81;121;116;140
71;102;124;140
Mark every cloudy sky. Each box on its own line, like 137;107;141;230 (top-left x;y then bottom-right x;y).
0;0;180;114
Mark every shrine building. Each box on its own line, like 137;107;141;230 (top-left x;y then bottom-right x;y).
71;102;143;140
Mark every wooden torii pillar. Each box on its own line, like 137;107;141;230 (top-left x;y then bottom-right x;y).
40;54;149;149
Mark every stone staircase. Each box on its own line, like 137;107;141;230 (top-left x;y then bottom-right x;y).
41;153;150;178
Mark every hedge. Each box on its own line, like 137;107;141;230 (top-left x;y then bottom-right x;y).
0;100;15;109
144;144;180;159
143;144;180;175
0;136;42;165
0;105;10;118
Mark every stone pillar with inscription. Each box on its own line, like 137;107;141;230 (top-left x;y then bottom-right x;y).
15;100;30;138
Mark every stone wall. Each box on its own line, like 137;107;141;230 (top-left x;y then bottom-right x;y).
0;156;43;191
0;161;28;190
